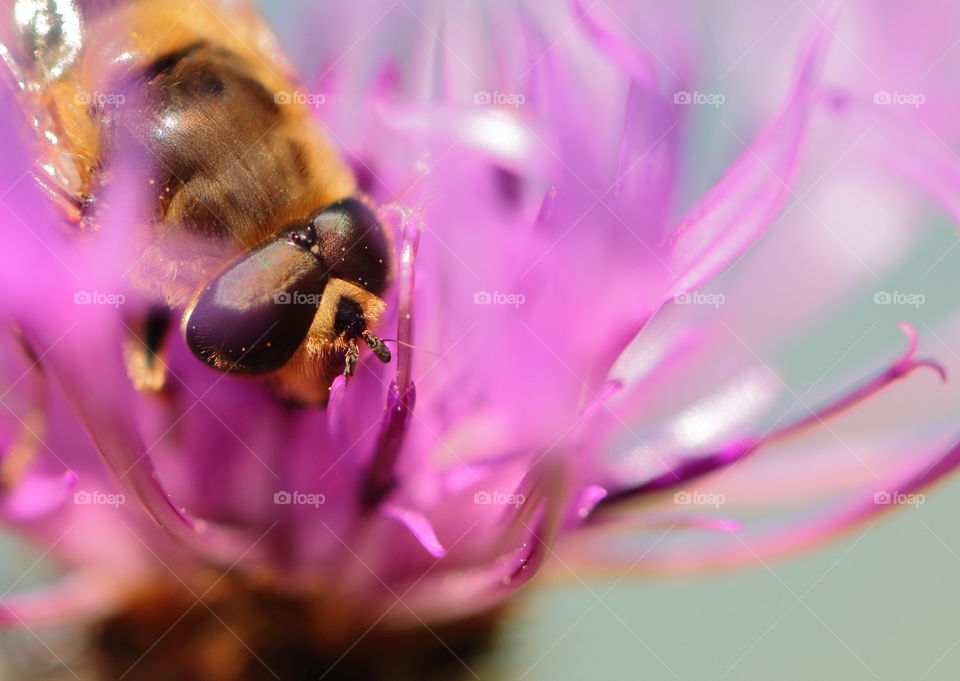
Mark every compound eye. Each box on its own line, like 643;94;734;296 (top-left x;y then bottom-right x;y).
184;234;327;374
310;198;390;296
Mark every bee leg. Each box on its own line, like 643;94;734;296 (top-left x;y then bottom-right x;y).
122;305;172;393
361;331;391;364
1;328;47;491
344;339;360;377
2;39;92;224
30;171;86;223
0;38;33;92
31;106;95;225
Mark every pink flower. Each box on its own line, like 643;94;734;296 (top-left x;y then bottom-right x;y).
0;1;957;678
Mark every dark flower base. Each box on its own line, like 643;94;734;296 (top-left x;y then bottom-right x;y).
93;574;503;681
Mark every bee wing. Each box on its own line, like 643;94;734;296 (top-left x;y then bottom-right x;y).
0;1;92;221
0;0;84;90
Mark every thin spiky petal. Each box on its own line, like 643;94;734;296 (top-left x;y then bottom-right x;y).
594;324;945;509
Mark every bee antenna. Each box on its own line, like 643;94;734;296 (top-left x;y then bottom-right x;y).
378;338;442;359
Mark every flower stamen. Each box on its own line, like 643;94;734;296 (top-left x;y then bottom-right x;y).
361;211;422;508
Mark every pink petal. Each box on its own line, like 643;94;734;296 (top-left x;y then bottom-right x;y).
824;88;960;225
664;11;833;298
624;438;960;575
2;470;77;521
381;503;446;558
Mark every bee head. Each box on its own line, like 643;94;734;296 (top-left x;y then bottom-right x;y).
182;198;391;375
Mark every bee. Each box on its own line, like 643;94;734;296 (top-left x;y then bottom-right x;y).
0;0;392;404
